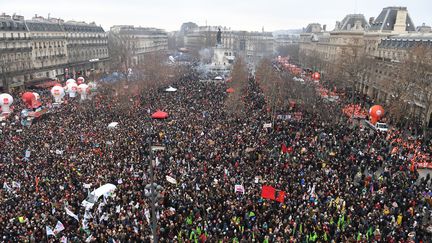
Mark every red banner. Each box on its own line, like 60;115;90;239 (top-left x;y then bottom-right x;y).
261;185;276;200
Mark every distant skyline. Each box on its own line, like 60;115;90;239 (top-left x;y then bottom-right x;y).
1;0;430;32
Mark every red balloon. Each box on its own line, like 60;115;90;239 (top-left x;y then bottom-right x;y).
369;105;384;118
369;105;384;124
312;72;320;80
22;92;36;108
226;88;235;93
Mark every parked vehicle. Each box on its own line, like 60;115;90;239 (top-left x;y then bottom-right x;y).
364;120;389;132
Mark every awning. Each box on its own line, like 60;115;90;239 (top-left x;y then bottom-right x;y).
33;80;60;89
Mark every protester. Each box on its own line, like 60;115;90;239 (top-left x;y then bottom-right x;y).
1;65;431;242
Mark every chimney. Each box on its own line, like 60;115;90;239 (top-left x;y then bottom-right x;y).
369;17;375;25
0;13;12;20
393;8;408;33
335;21;341;30
12;14;24;21
323;24;327;31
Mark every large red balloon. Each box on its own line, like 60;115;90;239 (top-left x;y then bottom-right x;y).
369;105;384;124
369;105;384;118
22;92;36;108
312;72;320;80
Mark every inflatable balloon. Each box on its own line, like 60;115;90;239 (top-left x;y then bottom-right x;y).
77;77;85;85
88;81;97;92
33;92;40;101
66;79;76;86
77;83;90;100
369;105;384;124
51;86;65;103
67;82;78;98
22;92;36;108
0;93;13;114
312;72;320;81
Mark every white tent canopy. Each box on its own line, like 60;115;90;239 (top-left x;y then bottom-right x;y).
214;76;223;80
107;122;118;129
165;86;177;92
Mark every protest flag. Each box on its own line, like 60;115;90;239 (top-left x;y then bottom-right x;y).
46;226;55;236
276;191;286;203
54;221;65;234
281;143;288;154
65;207;79;221
261;185;276;200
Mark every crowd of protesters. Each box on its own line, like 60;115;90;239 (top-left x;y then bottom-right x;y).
1;64;432;243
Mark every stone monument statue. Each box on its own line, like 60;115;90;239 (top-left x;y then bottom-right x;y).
216;28;222;45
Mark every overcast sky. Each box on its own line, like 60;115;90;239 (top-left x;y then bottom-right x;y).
1;0;430;32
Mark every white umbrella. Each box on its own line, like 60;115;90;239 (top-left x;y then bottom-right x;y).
107;122;118;129
165;86;177;92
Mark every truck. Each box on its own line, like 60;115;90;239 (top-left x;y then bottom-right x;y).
364;120;389;132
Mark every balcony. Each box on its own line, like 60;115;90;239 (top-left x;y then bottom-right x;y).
0;47;32;53
0;37;32;42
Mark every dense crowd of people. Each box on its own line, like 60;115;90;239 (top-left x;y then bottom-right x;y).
1;65;432;242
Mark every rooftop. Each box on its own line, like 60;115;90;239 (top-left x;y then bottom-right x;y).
335;14;370;31
369;6;415;32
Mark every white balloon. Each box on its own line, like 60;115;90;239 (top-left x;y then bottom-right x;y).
32;92;40;101
51;86;65;103
78;84;89;100
0;93;13;114
67;82;78;98
66;79;76;86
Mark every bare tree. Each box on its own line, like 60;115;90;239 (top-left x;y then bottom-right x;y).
276;44;300;63
402;44;432;139
255;58;284;120
108;31;135;79
225;57;248;115
139;51;171;89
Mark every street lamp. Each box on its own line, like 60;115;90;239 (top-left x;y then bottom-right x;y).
145;145;165;243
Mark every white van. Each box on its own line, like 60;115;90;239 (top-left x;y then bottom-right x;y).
365;120;389;132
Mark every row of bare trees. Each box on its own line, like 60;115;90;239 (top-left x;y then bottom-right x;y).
382;45;432;136
225;57;248;115
300;43;432;137
108;31;183;97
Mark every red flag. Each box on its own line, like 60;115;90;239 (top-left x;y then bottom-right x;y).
35;176;40;193
276;191;285;203
281;144;288;154
287;146;293;154
261;185;276;200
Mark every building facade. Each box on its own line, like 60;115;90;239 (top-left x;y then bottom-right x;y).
0;13;109;91
0;13;33;90
184;26;235;51
109;25;168;66
182;25;274;64
299;15;369;73
25;16;68;82
299;6;432;126
63;21;109;78
233;30;274;64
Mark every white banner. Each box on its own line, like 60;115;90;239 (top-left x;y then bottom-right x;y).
234;184;245;194
263;123;272;128
166;175;177;184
